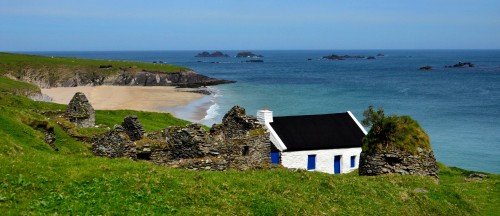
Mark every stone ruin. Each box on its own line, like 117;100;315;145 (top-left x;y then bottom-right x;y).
67;92;95;128
121;115;146;141
91;106;272;171
359;147;439;178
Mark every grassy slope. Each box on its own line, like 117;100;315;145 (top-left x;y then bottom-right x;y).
0;52;190;76
0;80;499;215
0;76;40;96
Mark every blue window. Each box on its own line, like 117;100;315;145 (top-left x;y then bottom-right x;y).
307;155;316;170
350;156;356;168
271;151;280;164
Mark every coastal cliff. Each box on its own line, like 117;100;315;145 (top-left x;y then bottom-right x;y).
0;52;234;88
10;69;234;88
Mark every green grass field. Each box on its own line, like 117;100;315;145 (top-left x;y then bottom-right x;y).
0;76;40;96
0;52;190;76
0;76;498;215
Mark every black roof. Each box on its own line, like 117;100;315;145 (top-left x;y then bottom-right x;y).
269;112;365;151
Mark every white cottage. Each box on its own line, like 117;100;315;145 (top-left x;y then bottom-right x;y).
257;109;367;174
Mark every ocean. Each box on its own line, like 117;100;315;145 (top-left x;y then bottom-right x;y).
25;50;500;173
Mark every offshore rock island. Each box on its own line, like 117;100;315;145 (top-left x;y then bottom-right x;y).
236;51;264;58
195;51;230;58
322;54;374;60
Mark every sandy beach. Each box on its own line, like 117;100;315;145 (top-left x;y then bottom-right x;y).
42;85;209;121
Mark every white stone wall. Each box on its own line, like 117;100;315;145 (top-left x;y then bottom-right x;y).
281;147;362;174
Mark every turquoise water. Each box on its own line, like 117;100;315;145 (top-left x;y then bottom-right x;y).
27;50;500;173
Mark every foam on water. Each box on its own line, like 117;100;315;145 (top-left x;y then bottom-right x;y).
202;103;220;121
199;86;222;125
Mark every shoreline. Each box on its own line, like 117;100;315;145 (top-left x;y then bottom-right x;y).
41;85;209;121
160;86;221;125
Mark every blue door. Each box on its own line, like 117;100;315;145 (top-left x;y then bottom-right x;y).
334;155;341;174
271;152;280;164
307;155;316;170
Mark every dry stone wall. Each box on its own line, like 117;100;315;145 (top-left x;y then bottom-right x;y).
359;147;438;178
91;125;137;159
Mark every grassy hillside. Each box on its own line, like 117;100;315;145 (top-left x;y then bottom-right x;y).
0;78;499;215
0;76;40;96
0;52;189;76
0;52;193;88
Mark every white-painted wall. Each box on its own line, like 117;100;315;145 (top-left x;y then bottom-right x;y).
257;109;364;174
257;109;287;151
281;147;362;174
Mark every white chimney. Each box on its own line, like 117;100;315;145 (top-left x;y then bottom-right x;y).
257;108;273;124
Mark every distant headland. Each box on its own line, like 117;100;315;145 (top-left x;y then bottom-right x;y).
0;52;235;89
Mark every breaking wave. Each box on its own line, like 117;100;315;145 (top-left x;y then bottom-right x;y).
201;86;222;123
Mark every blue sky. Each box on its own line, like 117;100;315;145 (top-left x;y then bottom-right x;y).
1;0;499;51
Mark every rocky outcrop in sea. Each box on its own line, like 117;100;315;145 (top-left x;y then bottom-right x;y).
446;62;475;68
419;66;432;70
236;51;264;58
322;54;368;60
195;51;230;57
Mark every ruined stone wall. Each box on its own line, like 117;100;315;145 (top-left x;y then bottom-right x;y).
91;125;136;159
90;106;272;171
359;147;438;178
165;124;209;160
67;92;95;128
210;106;271;170
121;115;145;141
226;131;271;170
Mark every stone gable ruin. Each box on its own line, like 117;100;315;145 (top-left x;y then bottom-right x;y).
67;92;95;128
